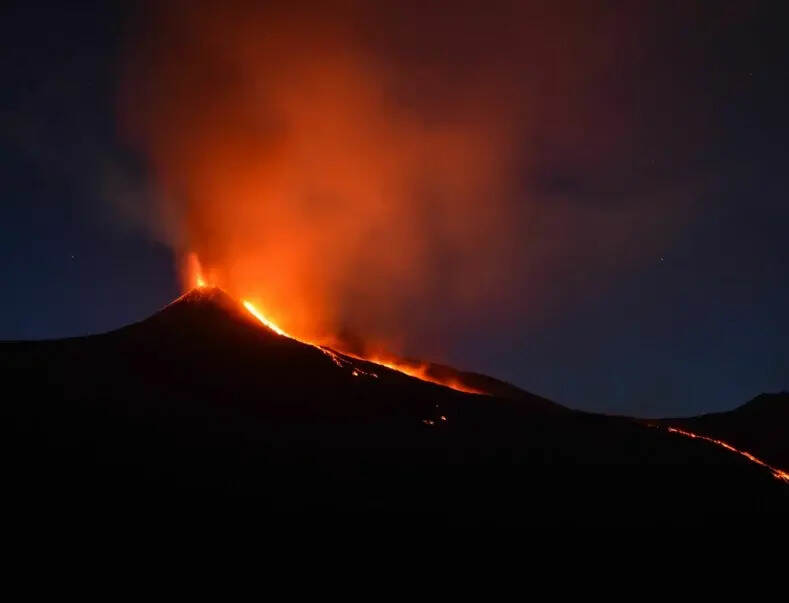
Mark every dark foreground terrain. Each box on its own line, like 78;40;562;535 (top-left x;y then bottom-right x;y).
1;288;786;525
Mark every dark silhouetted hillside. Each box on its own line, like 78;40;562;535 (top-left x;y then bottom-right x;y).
1;288;786;525
663;392;789;470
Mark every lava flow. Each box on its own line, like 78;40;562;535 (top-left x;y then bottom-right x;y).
337;351;483;394
666;426;789;484
242;300;288;337
243;298;482;394
187;255;484;395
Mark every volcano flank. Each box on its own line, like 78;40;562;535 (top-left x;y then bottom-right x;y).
1;289;786;524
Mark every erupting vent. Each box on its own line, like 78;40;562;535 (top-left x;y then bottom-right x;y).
184;254;485;394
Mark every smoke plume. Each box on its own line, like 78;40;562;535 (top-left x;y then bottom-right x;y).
121;1;696;356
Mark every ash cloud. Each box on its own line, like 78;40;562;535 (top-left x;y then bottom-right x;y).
121;0;702;356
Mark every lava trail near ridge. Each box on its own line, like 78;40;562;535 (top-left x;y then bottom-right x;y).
242;296;483;394
664;426;789;484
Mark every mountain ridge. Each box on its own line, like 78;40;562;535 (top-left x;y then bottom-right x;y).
135;286;561;407
1;290;786;522
661;391;789;470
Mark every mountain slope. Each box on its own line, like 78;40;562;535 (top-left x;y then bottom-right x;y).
662;392;789;470
0;289;786;523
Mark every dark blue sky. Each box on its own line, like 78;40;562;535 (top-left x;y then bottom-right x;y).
1;2;179;338
1;1;787;416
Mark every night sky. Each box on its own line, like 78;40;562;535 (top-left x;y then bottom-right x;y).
1;1;787;417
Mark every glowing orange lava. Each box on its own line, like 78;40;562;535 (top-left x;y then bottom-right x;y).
242;300;289;337
342;353;484;395
666;426;789;484
235;295;483;394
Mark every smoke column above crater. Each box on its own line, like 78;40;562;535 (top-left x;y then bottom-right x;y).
120;1;697;358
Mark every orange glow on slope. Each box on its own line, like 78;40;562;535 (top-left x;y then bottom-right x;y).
666;426;789;484
345;353;484;395
242;300;289;337
182;248;485;394
239;297;482;394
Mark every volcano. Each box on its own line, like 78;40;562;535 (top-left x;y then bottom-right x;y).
1;288;786;524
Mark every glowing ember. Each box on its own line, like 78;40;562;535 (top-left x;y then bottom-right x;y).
666;426;789;484
354;367;378;379
319;347;352;369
